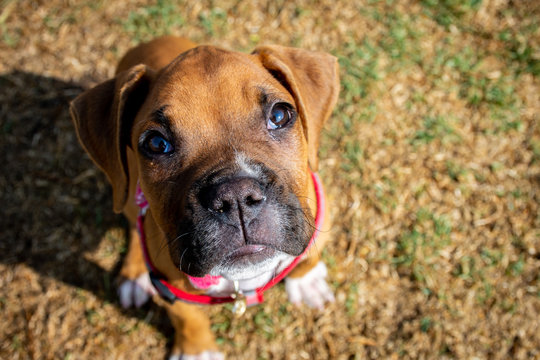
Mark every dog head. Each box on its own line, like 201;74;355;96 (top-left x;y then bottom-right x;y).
71;44;339;280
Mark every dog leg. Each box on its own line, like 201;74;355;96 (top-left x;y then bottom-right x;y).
153;297;224;360
118;227;156;308
285;253;334;309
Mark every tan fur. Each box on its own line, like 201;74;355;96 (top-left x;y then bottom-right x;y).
117;35;197;73
70;36;339;355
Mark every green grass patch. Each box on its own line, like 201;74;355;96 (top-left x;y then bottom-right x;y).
506;255;525;276
346;283;359;316
253;308;276;340
480;249;503;267
426;41;522;133
411;116;461;145
421;0;482;28
444;45;479;74
323;38;382;177
122;0;185;42
420;317;432;332
338;39;380;102
211;318;231;333
452;248;527;306
84;308;99;325
0;1;20;47
10;335;22;351
0;24;19;47
378;11;422;64
498;26;540;76
341;140;364;173
460;75;516;108
529;138;540;163
446;160;466;181
198;7;228;37
453;255;478;281
392;209;452;287
372;176;398;213
476;281;494;304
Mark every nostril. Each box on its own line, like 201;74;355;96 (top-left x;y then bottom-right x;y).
212;199;231;213
202;176;266;219
245;194;266;206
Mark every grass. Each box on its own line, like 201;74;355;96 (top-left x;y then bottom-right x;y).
420;316;432;332
253;309;276;340
379;10;423;64
421;0;482;28
1;0;539;359
345;283;359;316
198;7;228;37
338;39;380;102
0;0;19;47
321;4;538;353
392;209;452;288
122;0;185;42
411;116;460;145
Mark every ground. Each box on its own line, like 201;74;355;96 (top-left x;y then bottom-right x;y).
0;0;539;359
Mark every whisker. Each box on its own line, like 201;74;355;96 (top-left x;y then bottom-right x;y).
156;230;195;258
179;248;188;269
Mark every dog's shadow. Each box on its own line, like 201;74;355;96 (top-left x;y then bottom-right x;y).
0;71;173;343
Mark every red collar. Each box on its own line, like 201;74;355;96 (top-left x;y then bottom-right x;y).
136;172;325;313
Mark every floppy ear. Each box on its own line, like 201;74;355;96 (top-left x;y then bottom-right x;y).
70;64;154;212
253;45;340;171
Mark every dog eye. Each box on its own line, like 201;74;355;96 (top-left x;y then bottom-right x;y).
143;133;174;155
267;103;294;130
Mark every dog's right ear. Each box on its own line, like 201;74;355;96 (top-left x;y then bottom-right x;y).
70;64;154;213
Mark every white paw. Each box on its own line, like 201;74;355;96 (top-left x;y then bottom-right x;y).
118;272;157;308
169;351;225;360
285;262;334;310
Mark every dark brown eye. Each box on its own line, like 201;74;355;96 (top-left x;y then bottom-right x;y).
267;103;293;130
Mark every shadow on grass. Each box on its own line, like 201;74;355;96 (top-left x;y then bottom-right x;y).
0;71;173;344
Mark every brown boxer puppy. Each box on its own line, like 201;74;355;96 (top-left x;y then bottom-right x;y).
70;36;339;359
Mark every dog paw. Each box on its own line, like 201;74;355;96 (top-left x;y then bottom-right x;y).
285;261;334;310
118;272;157;308
169;351;225;360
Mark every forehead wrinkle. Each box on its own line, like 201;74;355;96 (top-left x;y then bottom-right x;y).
157;48;286;110
151;105;170;127
148;48;295;144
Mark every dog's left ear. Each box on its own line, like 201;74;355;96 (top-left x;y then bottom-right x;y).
253;45;340;171
70;65;154;212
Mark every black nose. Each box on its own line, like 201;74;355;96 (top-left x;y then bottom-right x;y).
206;177;266;226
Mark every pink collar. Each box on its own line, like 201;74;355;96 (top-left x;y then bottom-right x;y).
135;172;325;314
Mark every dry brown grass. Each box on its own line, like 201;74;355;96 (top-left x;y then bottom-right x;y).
1;0;539;359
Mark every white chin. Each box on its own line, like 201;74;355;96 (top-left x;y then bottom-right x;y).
210;252;294;282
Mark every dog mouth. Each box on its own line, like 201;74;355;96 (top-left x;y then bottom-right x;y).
207;244;295;281
223;244;276;267
210;245;294;282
